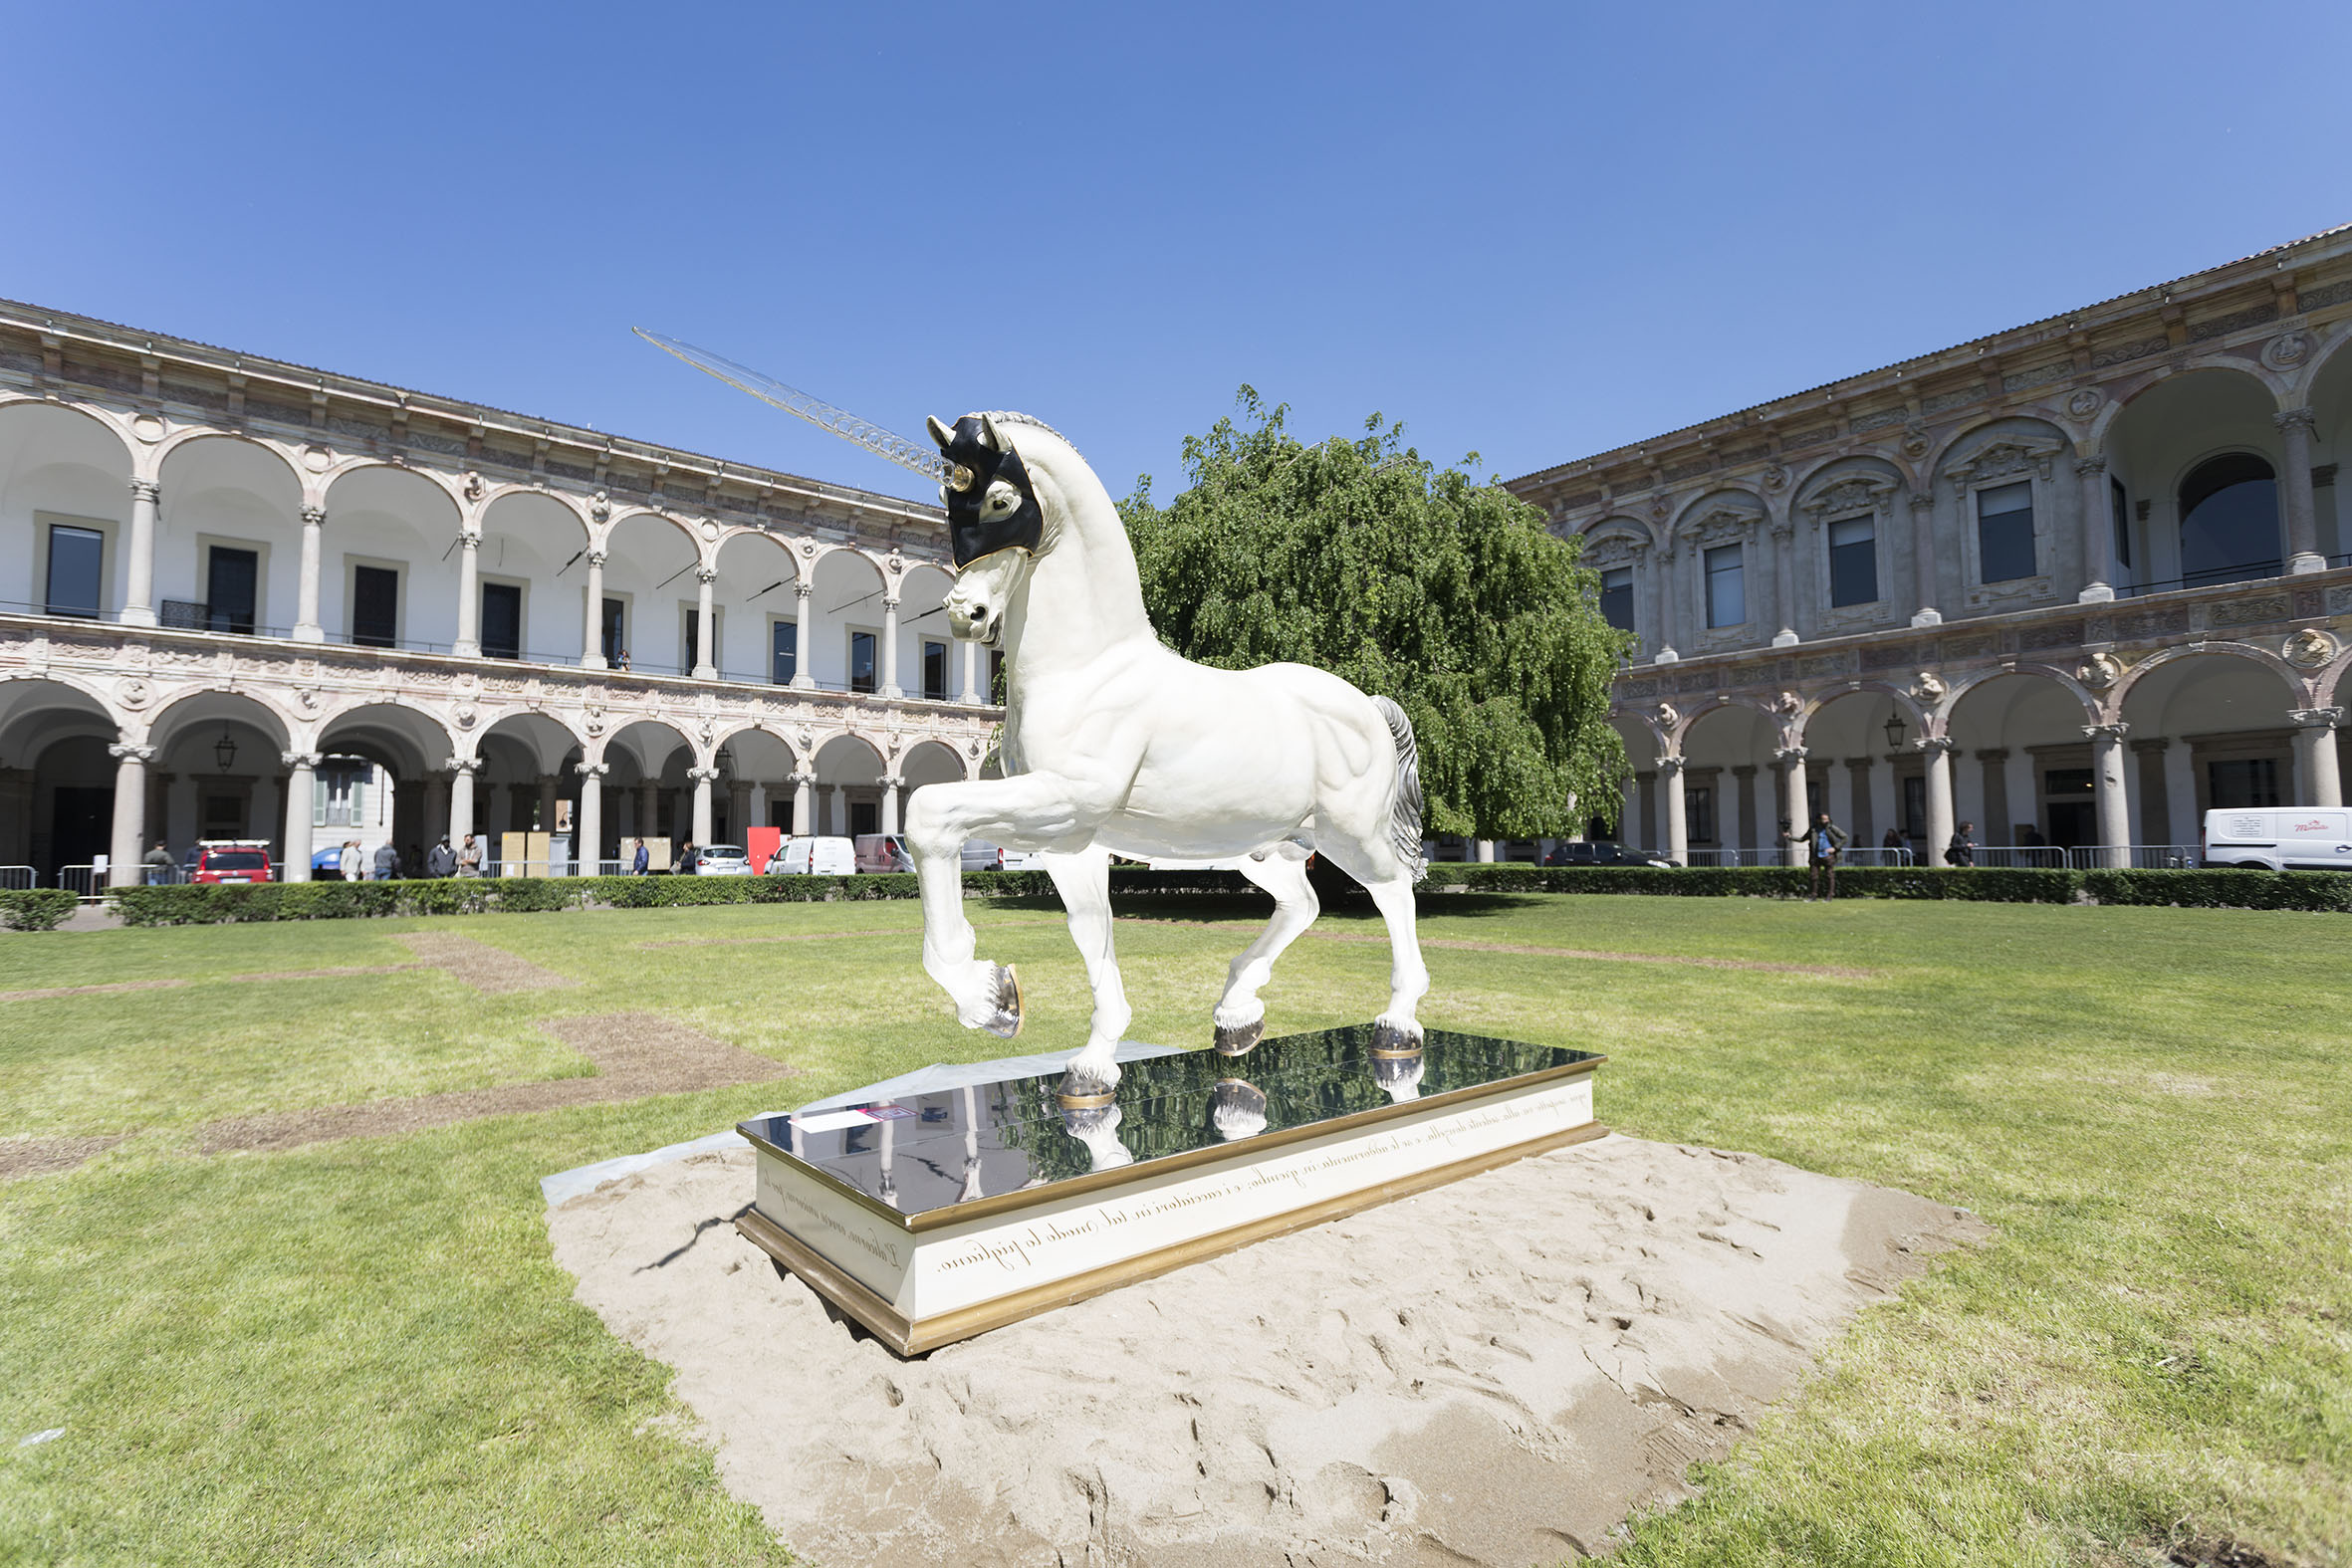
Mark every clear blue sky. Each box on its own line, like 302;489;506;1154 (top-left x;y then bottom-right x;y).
12;2;2349;507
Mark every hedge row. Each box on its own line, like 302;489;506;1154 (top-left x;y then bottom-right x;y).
78;862;2352;927
0;888;80;931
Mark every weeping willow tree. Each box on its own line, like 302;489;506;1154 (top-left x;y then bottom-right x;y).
1117;389;1631;842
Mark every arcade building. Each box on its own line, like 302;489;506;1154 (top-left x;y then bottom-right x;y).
0;302;999;887
1509;223;2352;866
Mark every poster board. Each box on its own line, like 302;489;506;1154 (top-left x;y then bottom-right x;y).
747;825;782;874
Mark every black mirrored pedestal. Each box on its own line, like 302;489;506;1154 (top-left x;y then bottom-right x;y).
736;1024;1606;1355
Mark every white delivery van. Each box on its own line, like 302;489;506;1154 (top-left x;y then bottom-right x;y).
2202;807;2352;871
769;835;858;876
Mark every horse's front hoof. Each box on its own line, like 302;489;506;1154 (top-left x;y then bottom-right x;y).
1370;1015;1424;1054
981;964;1024;1039
1213;1016;1264;1056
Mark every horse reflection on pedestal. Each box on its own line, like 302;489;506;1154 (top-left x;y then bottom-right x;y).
908;412;1432;1097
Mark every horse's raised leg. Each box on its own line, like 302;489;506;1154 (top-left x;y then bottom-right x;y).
903;772;1108;1038
1042;843;1129;1088
1211;846;1318;1054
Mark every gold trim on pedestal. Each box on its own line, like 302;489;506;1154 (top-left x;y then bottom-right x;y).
736;1119;1610;1356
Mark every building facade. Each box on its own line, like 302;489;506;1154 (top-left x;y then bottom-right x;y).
0;301;999;887
1508;224;2352;866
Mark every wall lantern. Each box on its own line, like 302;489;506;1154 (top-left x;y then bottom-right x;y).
714;746;735;779
1883;714;1908;751
214;729;239;773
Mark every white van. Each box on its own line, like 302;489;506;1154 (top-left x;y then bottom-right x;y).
2202;807;2352;871
768;835;858;876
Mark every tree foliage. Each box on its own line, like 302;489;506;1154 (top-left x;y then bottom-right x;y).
1117;389;1631;841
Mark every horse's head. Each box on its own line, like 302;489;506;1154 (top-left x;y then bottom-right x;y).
926;412;1050;644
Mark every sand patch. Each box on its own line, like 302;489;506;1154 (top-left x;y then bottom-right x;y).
550;1133;1986;1566
196;1012;795;1156
397;932;575;993
0;1134;128;1182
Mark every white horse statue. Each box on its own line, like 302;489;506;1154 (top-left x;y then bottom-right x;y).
905;411;1432;1092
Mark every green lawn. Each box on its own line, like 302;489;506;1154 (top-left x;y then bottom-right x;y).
0;896;2345;1566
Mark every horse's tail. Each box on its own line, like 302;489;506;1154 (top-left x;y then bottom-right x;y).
1372;696;1428;880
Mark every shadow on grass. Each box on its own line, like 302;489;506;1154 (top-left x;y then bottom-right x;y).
981;890;1557;925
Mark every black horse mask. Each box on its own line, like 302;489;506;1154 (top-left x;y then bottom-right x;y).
927;413;1045;567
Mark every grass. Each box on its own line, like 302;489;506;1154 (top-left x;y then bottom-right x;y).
0;894;2346;1566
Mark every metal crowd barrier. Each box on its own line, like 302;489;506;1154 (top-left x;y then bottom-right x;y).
0;865;33;891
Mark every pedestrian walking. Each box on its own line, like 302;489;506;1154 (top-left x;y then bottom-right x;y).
1809;810;1850;900
141;838;173;885
340;839;363;882
426;835;456;877
372;842;399;881
1946;820;1979;867
676;841;698;874
630;836;649;875
457;834;484;877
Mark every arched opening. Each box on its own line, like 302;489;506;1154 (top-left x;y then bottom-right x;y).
809;551;888;694
477;493;590;666
1942;673;2094;859
710;724;800;850
1678;702;1779;861
2100;367;2282;592
1799;689;1926;861
603;719;693;867
2118;652;2305;846
0;404;134;620
0;678;118;884
2177;453;2281;588
320;466;463;652
711;531;801;686
155;436;305;635
1598;714;1661;855
472;712;586;872
813;733;885;837
147;691;295;868
899;563;959;702
313;703;458;879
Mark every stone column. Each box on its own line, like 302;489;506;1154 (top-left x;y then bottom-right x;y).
1919;737;1957;867
1768;521;1798;646
1975;750;2009;848
2085;723;2131;867
106;743;153;887
1649;548;1679;663
881;594;903;699
447;758;480;846
2291;708;2345;806
791;581;818;689
1908;492;1942;627
535;775;560;834
281;751;319;882
792;769;815;835
693;566;718;679
294;505;327;641
959;638;981;704
880;775;904;835
1474;839;1497;862
581;550;607;669
2131;738;2173;848
688;766;718;844
1776;746;1809;865
576;761;606;874
2075;456;2114;603
1721;762;1759;860
1844;757;1875;846
1615;774;1634;843
829;784;847;836
453;533;482;657
123;479;161;627
1660;756;1688;865
2163;738;2199;847
635;780;659;842
2277;409;2324;573
727;780;753;844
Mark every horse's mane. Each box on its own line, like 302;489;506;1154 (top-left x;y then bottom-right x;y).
972;410;1083;464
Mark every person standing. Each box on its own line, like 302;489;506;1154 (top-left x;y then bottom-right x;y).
340;839;363;883
676;841;698;875
372;841;399;881
631;836;649;876
1946;820;1979;867
456;834;484;877
426;835;456;877
1809;810;1849;900
141;839;173;885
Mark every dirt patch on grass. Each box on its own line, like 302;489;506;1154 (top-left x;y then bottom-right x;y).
2162;1538;2305;1567
0;978;188;1003
221;964;430;983
397;932;576;993
0;1134;128;1181
1118;916;1868;978
640;919;1061;951
196;1012;795;1156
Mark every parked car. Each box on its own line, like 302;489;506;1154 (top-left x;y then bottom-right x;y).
311;846;345;881
853;834;914;873
191;841;274;885
691;844;753;877
1543;840;1675;869
2202;806;2352;871
768;835;858;876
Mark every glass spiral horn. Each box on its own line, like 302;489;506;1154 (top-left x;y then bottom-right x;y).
632;329;949;483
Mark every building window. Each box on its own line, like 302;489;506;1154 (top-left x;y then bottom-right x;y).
352;564;398;648
481;581;522;659
208;546;259;635
601;598;626;664
1975;482;2036;583
2208;758;2280;809
771;620;798;685
1704;545;1745;627
2110;476;2131;571
45;523;104;618
1598;566;1635;631
849;630;876;694
1827;516;1877;607
922;638;948;701
1688;784;1716;844
2178;453;2279;588
315;760;370;827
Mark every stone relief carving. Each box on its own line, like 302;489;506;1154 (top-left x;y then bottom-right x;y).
1944;438;2062;488
2284;627;2339;668
1911;671;1946;703
1900;425;1930;459
1655;702;1681;730
2077;651;2122;690
2066;388;2103;420
1800;474;1895;520
1681;506;1760;547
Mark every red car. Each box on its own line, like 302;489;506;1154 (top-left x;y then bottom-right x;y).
190;841;274;885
